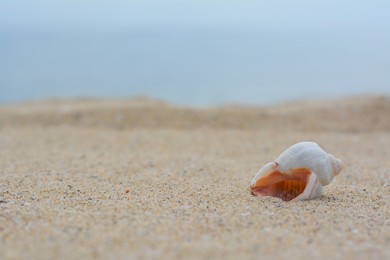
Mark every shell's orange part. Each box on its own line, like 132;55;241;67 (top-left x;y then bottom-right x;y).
250;168;311;202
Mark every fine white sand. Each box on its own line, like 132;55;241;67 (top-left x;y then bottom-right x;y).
0;96;389;259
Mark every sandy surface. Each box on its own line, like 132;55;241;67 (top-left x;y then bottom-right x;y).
0;96;389;259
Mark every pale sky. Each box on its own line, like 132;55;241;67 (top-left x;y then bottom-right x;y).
1;1;389;32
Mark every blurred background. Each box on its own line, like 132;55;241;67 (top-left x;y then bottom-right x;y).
0;0;389;106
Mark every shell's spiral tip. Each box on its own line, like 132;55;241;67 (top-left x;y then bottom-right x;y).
329;154;344;176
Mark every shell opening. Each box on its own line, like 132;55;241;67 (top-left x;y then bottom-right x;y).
250;168;312;202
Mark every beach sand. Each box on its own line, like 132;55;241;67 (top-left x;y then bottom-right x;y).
0;96;389;259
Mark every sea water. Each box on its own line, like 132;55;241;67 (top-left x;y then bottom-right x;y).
1;28;389;106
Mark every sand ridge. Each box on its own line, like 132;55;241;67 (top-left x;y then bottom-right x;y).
1;95;389;132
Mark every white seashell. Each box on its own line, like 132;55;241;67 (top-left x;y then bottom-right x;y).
250;142;344;202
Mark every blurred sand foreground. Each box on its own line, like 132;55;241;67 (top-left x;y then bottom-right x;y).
0;96;389;259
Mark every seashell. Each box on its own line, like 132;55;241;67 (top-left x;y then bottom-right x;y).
250;142;344;202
